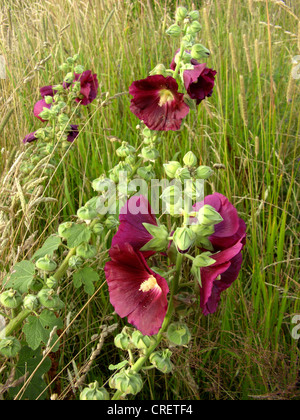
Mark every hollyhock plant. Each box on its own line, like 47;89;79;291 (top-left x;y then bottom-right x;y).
104;243;169;335
193;193;246;251
129;75;190;131
22;125;79;144
111;195;158;258
199;237;245;315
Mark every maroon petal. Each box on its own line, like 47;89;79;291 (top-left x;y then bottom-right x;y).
104;243;169;335
74;70;99;105
129;75;190;131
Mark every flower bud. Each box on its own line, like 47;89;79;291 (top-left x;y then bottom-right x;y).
58;222;74;239
104;215;119;230
68;255;84;269
92;176;114;193
173;226;196;252
193;252;215;268
44;95;53;105
59;63;69;72
167;322;191;346
188;10;200;21
131;330;156;350
0;289;22;309
76;243;97;260
46;276;58;289
166;24;182;38
191;44;210;60
141;146;160;161
183;151;198;167
116;142;136;158
198;204;223;226
0;337;21;357
195;165;214;180
175;167;191;182
74;65;85;74
181;34;195;48
58;113;70;126
64;72;74;84
124;155;136;167
140;223;169;253
36;255;57;272
80;382;110;400
163;161;182;179
187;20;202;34
175;6;188;22
92;223;104;235
114;332;131;350
77;206;98;221
37;288;64;310
149;349;173;373
109;369;143;395
149;63;167;76
23;294;39;311
137;165;156;182
161;185;182;206
38;108;52;121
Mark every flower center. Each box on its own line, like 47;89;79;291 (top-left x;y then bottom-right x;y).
139;275;159;292
159;89;174;106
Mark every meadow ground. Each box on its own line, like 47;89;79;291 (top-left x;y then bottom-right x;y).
0;0;299;400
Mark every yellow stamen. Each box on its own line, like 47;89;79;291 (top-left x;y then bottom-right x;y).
139;275;160;292
159;89;174;107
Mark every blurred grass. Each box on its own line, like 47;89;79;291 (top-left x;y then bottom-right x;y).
0;0;299;400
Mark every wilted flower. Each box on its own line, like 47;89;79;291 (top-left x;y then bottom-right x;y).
66;70;99;105
22;131;38;144
129;75;190;131
104;243;169;336
183;63;217;105
199;237;245;315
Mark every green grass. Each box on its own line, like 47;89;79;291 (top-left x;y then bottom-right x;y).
0;0;299;400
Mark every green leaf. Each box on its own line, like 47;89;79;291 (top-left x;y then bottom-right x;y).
31;235;62;261
73;267;99;295
108;360;129;370
5;261;35;293
8;345;51;400
66;224;91;248
23;309;63;351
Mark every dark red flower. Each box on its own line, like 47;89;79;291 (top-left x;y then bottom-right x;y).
33;99;52;122
193;193;246;251
104;243;169;335
200;237;244;315
73;70;99;105
129;75;190;131
111;195;157;259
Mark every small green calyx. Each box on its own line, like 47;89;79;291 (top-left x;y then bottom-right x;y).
109;369;143;396
149;349;173;373
80;381;110;400
140;223;169;253
167;322;191;346
0;336;21;357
